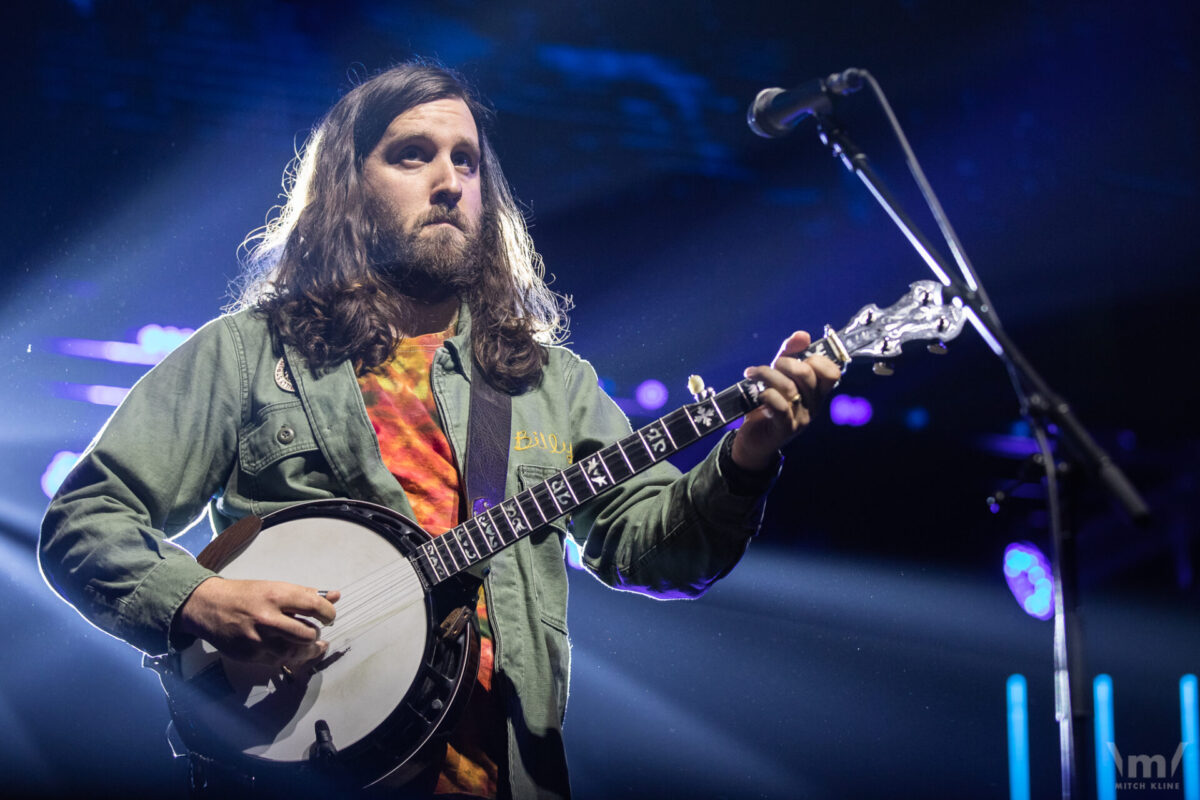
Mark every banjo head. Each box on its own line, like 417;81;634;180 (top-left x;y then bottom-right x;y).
161;499;476;786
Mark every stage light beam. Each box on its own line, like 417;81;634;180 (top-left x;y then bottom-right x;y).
51;324;193;366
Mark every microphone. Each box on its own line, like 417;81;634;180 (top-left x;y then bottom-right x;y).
747;68;865;138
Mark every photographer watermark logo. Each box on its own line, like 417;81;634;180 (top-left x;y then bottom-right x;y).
1105;742;1190;791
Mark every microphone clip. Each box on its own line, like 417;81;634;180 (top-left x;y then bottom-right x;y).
747;68;865;139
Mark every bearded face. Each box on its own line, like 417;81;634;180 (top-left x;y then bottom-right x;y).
365;191;484;301
359;97;487;302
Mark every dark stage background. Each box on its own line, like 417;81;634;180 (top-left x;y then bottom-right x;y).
3;2;1197;798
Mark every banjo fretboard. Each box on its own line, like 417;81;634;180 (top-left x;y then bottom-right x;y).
413;336;847;586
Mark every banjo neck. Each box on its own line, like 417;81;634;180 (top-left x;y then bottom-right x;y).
413;278;967;587
412;335;848;588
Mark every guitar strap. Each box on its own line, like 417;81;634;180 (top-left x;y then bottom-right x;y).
465;361;512;522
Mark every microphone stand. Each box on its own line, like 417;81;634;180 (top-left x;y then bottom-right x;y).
806;106;1149;799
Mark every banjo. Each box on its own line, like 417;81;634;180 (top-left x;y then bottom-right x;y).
147;280;965;792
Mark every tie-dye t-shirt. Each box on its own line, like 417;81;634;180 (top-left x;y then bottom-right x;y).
358;325;503;798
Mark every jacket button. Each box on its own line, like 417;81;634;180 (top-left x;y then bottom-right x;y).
276;425;295;444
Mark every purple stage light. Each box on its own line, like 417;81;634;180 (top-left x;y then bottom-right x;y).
829;395;872;426
1003;542;1054;621
54;383;130;406
52;324;193;365
635;379;668;411
977;434;1042;458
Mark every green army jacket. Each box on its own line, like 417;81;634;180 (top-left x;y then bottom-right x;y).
39;306;770;799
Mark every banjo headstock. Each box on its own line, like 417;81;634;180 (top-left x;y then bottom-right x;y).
830;280;966;365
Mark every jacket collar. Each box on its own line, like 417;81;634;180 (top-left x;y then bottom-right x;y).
441;300;473;382
277;298;465;514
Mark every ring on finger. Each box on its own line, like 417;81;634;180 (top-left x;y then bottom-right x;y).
790;393;805;409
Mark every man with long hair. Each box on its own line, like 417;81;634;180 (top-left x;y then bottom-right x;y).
40;62;840;798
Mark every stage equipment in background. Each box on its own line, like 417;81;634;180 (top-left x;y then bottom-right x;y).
746;68;864;138
748;67;1150;800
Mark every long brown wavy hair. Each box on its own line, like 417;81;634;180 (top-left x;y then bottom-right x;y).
233;62;569;392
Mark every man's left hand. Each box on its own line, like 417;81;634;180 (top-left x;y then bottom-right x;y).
732;330;842;471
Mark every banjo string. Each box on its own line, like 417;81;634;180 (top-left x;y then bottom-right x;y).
326;562;425;619
273;529;478;648
323;585;426;648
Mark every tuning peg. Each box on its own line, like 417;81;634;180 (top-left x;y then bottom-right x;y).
872;362;895;376
927;342;948;355
687;374;713;402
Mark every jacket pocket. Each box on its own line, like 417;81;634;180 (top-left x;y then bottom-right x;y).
516;464;571;634
238;401;337;510
240;400;317;474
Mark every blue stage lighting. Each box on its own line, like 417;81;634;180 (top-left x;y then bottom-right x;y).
1003;542;1054;621
1006;674;1031;800
977;420;1046;459
1183;674;1199;800
41;451;81;499
904;407;929;430
635;379;668;411
829;395;872;427
564;535;583;570
1094;674;1116;800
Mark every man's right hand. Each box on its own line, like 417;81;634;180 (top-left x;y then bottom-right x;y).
176;577;340;667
